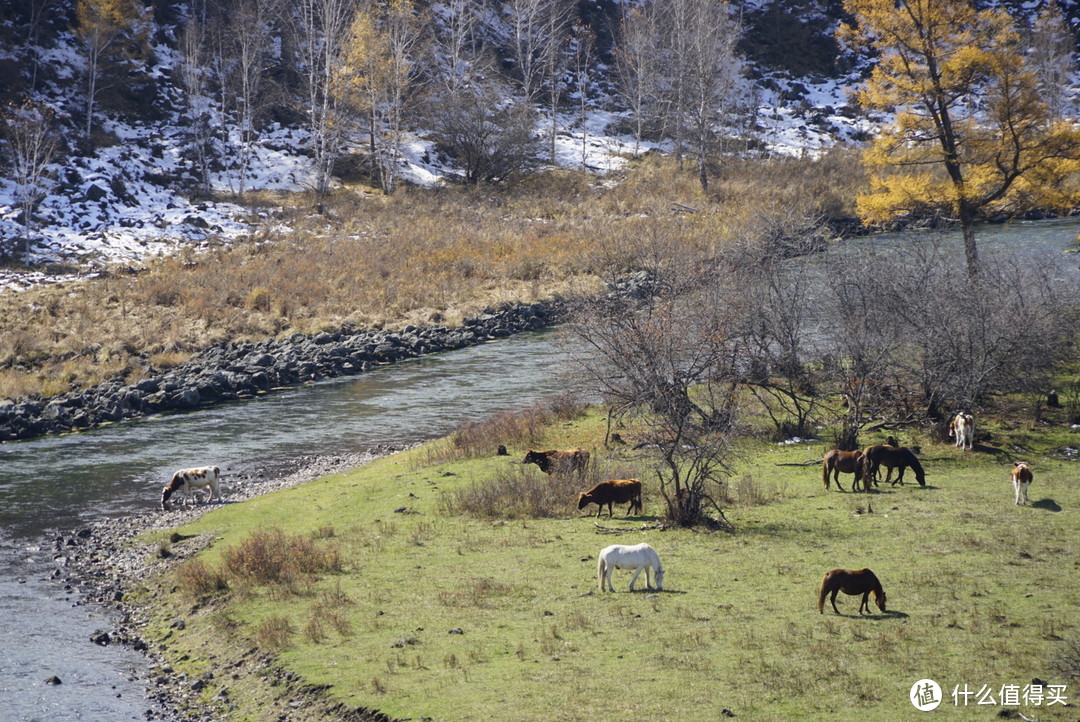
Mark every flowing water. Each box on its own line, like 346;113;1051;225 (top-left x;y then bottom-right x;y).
0;217;1077;720
0;329;573;720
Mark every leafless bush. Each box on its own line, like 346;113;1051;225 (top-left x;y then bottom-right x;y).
175;557;229;599
881;242;1078;417
419;393;588;466
1053;636;1080;680
569;257;740;527
256;615;294;651
439;464;584;519
221;527;342;590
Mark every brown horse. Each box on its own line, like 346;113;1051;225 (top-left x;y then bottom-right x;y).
822;449;863;492
862;445;926;487
817;568;887;615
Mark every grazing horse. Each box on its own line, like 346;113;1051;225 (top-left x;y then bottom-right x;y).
161;466;223;510
522;448;590;476
822;449;863;492
597;543;664;593
862;445;926;487
949;412;974;451
1011;462;1033;506
817;568;887;615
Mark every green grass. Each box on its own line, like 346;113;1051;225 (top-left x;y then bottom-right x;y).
138;408;1080;721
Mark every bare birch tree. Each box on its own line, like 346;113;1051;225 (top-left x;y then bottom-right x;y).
222;0;282;197
1;99;59;264
290;0;357;199
179;15;215;194
681;0;743;190
614;6;661;157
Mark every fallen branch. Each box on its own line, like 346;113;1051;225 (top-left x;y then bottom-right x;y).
775;459;823;467
671;202;699;214
593;521;670;535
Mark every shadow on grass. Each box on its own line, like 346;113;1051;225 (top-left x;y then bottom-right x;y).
823;610;910;620
1032;498;1062;512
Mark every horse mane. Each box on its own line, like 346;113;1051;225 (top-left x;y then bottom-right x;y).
905;450;925;476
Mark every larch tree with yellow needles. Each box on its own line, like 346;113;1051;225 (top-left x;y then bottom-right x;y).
840;0;1080;275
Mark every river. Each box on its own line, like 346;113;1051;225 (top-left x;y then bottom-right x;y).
0;329;573;721
0;217;1077;720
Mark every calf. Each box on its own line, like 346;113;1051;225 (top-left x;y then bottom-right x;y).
577;479;643;518
161;466;223;510
522;448;589;476
949;412;974;451
1011;462;1033;506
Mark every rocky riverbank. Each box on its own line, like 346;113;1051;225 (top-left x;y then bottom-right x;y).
0;270;662;443
0;302;556;442
55;446;408;721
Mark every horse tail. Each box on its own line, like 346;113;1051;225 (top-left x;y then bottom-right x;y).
817;572;830;613
822;458;830;490
597;555;607;592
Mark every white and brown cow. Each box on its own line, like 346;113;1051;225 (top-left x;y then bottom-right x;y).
161;466;223;510
1011;462;1033;506
948;412;974;451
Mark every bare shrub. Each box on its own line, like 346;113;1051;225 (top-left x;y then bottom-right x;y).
440;465;585;519
255;615;294;651
221;527;342;590
175;557;229;599
419;393;588;466
568;258;740;527
1053;637;1080;680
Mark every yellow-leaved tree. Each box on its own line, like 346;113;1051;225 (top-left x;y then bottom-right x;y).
840;0;1080;275
337;0;421;194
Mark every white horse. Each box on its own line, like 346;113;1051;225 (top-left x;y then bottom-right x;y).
1011;462;1033;506
949;412;974;450
597;543;664;593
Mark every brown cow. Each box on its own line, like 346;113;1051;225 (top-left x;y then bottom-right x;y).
577;479;643;518
522;448;589;476
1011;462;1033;506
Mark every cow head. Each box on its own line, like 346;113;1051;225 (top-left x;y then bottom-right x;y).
577;492;591;510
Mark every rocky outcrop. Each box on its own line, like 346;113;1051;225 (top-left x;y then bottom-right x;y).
0;302;558;442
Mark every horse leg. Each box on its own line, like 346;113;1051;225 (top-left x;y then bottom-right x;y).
830;589;842;614
859;592;870;615
833;469;846;493
629;567;644;592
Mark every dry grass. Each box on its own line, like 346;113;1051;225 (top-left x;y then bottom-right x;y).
0;152;867;400
418;392;588;466
219;527;343;593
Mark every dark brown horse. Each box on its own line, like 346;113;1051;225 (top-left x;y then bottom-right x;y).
822;449;863;492
817;568;887;615
862;445;926;487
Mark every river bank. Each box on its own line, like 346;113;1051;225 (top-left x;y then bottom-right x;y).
57;446;408;721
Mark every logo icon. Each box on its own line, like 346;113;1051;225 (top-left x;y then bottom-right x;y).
911;679;942;711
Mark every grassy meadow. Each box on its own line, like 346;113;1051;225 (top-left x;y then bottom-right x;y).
135;402;1080;721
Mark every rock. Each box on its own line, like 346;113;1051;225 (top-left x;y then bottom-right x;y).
91;630;111;646
44;675;62;685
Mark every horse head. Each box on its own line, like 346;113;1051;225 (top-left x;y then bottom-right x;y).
874;588;887;612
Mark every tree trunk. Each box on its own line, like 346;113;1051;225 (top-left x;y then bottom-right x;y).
960;204;979;276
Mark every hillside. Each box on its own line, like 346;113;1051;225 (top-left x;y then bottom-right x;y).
0;0;912;281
